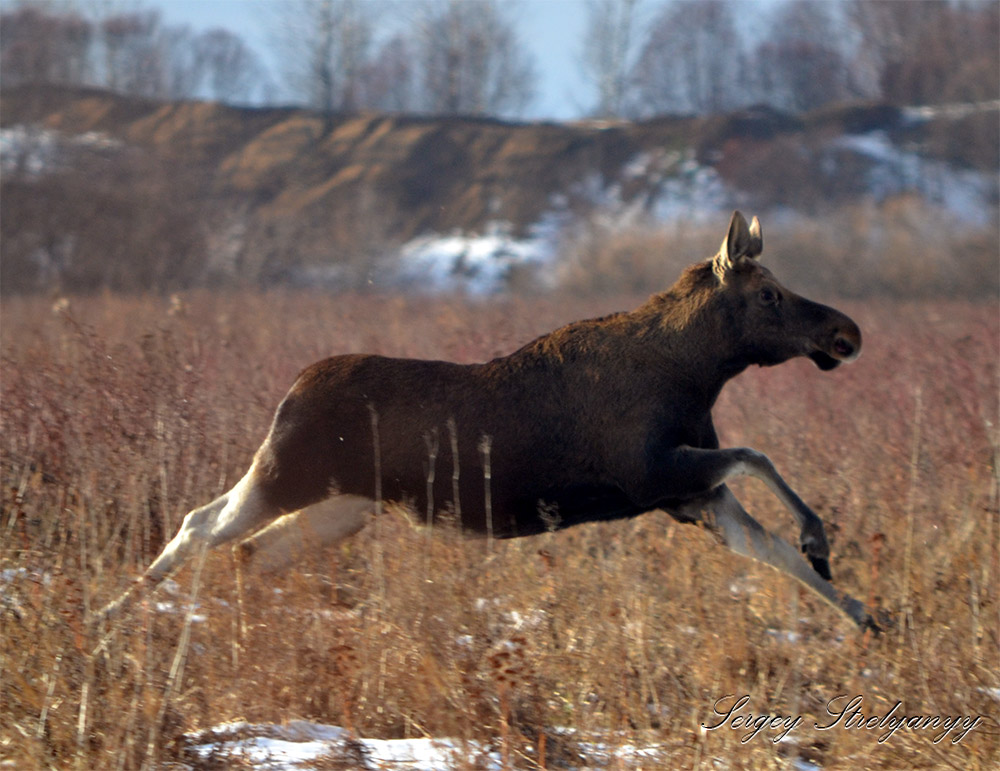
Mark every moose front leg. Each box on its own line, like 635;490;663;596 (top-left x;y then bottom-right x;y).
681;485;877;631
648;446;833;579
729;447;833;580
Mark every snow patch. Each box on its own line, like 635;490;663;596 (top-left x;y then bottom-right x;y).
0;125;121;176
832;130;996;226
649;159;733;224
625;149;735;224
187;720;680;770
398;216;562;293
188;721;501;770
563;149;736;227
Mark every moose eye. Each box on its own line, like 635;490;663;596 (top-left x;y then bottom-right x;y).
759;287;779;305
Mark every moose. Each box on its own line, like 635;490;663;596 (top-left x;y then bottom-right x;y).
101;212;878;631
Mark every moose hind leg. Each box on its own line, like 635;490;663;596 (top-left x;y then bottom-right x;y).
94;487;236;621
142;464;282;586
97;465;280;621
699;485;875;631
236;494;373;574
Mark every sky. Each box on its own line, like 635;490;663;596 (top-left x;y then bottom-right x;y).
154;0;593;121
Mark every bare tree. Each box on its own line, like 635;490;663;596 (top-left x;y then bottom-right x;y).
267;0;534;116
269;0;374;112
411;0;536;117
100;10;167;96
845;0;999;105
194;28;264;103
362;34;415;111
160;24;204;99
631;0;744;116
887;2;997;105
843;0;947;100
581;0;643;118
1;5;93;86
753;0;857;112
2;2;270;103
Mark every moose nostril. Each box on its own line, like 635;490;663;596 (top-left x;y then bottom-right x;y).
834;337;855;358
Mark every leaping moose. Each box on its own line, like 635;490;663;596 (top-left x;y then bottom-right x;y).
101;211;880;632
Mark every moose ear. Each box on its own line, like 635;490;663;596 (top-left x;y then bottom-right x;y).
747;215;763;259
714;211;761;279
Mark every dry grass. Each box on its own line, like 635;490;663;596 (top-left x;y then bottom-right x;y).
1;288;997;769
555;201;999;301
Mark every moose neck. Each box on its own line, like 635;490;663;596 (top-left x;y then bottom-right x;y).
632;262;754;409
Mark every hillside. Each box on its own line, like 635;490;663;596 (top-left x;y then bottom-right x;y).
1;85;997;293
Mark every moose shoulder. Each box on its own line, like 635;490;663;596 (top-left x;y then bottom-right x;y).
101;212;879;632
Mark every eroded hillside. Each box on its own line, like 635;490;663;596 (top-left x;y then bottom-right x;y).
2;85;996;293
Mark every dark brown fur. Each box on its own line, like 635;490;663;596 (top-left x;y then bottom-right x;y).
256;248;857;539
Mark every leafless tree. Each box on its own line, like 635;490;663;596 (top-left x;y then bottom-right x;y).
100;10;169;96
0;5;93;86
844;0;999;105
753;0;858;112
631;0;744;116
843;0;948;100
269;0;374;112
362;34;415;112
887;2;996;105
160;24;204;99
194;28;264;103
411;0;535;117
580;0;643;118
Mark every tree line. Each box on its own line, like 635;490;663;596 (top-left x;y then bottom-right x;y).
2;0;997;118
0;4;266;103
587;0;998;117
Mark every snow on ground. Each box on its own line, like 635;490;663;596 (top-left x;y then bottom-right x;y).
832;130;996;227
187;720;678;770
624;149;735;224
186;720;829;770
561;149;735;229
395;151;735;293
397;215;565;294
5;108;995;294
903;99;1000;124
0;125;120;176
187;721;503;770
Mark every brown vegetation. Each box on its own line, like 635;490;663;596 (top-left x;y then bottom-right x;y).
2;286;997;768
555;200;999;300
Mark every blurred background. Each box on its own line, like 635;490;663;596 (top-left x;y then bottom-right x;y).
1;0;997;297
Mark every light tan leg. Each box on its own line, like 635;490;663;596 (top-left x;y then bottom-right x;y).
144;464;279;583
696;485;876;630
659;446;833;578
236;494;373;574
97;464;281;621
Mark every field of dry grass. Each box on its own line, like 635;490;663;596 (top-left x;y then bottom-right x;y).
2;288;997;769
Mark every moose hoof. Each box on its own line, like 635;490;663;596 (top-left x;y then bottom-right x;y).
866;608;895;636
807;554;832;581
